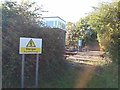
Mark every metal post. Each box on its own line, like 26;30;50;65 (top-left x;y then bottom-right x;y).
35;54;39;88
21;54;25;88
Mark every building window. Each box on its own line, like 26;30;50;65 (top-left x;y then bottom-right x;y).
47;21;54;27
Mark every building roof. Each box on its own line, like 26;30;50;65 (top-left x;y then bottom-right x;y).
42;16;66;22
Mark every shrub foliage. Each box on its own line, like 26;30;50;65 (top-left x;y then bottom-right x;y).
2;1;67;88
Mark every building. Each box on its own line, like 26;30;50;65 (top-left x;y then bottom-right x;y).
42;16;66;30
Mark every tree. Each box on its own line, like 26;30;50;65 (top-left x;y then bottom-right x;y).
83;1;119;63
2;1;67;88
66;22;76;46
2;1;45;30
75;18;97;46
86;1;119;50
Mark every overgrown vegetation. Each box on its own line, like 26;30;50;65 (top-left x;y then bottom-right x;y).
66;22;76;46
2;1;67;88
34;63;118;88
74;1;120;63
87;63;118;88
2;0;119;88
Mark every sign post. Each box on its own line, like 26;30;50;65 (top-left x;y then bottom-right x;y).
35;54;39;88
19;37;42;88
21;54;25;88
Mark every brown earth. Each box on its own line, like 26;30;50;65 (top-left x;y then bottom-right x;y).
65;50;111;88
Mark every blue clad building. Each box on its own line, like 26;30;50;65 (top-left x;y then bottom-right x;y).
42;16;66;30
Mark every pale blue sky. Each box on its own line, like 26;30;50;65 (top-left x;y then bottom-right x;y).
29;0;113;22
2;0;113;22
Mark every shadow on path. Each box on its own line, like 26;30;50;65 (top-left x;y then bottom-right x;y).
74;65;96;88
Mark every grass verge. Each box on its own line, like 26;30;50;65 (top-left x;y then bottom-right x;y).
37;62;118;88
87;63;118;88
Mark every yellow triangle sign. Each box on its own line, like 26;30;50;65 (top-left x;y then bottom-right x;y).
26;39;36;47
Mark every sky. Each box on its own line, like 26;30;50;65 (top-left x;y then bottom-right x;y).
31;0;113;22
2;0;113;22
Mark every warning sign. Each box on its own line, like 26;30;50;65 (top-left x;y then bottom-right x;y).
26;39;36;47
19;37;42;54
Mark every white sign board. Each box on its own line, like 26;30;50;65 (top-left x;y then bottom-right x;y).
19;37;42;54
78;40;82;46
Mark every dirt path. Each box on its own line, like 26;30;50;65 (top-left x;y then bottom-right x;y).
66;51;110;66
66;51;111;88
74;65;96;88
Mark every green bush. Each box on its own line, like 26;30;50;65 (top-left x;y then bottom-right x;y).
2;1;68;88
107;32;120;64
2;26;67;88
